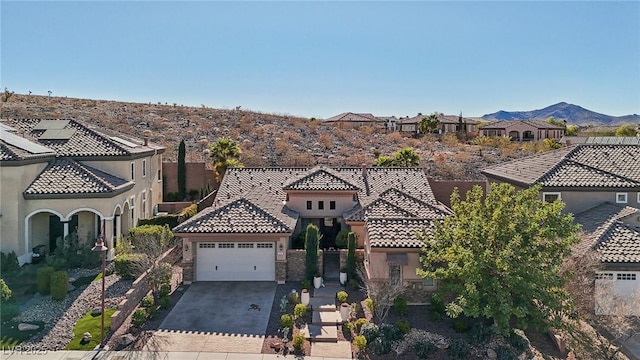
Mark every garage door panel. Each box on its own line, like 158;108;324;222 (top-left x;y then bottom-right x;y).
197;242;275;281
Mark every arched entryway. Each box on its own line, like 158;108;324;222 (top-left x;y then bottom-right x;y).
508;130;520;141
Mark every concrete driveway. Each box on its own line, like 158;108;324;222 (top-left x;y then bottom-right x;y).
144;282;276;353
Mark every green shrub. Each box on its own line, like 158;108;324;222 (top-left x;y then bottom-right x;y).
351;301;363;318
452;317;470;333
497;345;518;360
280;314;294;329
158;296;171;309
359;322;380;343
287;291;299;304
469;321;492;344
294;303;307;319
414;338;435;359
395;319;410;334
0;302;20;321
115;236;134;255
50;270;68;300
429;294;445;319
380;323;404;342
448;338;470;360
353;335;367;352
393;296;408;316
364;298;374;314
336;290;348;303
159;284;171;298
509;328;530;352
146;304;157;319
335;230;350;248
37;266;55;295
0;279;12;302
142;295;154;308
0;251;20;272
292;333;305;352
132;309;147;327
114;253;147;279
354;318;368;334
46;255;67;270
301;279;311;289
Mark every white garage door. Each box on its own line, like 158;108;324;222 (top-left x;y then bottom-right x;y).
196;242;275;281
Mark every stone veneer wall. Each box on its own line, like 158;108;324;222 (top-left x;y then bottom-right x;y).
276;261;287;284
286;249;324;281
339;249;365;269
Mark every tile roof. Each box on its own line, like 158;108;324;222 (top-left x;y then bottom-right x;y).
173;198;292;234
401;114;478;125
324;112;380;122
366;218;434;248
481;120;565;130
1;119;164;158
283;166;360;191
23;158;133;197
573;202;640;262
482;144;640;188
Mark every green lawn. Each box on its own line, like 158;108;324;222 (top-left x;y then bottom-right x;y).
65;308;117;350
0;320;45;348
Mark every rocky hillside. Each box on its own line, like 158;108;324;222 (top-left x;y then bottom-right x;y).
2;94;544;180
482;102;640;126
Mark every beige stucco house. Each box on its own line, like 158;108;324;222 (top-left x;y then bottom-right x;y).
0;119;165;264
480;120;565;141
173;165;450;288
398;113;478;136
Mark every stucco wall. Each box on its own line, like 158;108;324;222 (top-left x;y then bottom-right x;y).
427;179;486;208
162;162;216;198
287;192;355;218
367;250;423;281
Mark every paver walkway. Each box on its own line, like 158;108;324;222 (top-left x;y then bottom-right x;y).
311;341;353;359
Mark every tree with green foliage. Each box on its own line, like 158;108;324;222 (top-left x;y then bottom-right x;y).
178;139;187;200
127;225;175;302
419;113;440;135
546;116;567;128
374;155;395;167
392;147;420;167
209;137;243;181
565;124;580;136
615;124;638;137
346;232;357;280
305;224;320;280
0;279;12;302
418;183;580;335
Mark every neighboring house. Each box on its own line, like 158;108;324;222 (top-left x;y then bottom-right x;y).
173;165;450;288
0;119;165;264
480;120;565;141
323;112;384;129
398;113;478;136
574;203;640;315
481;144;640;214
560;136;640;146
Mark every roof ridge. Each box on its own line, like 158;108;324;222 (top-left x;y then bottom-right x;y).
531;145;581;183
364;198;417;217
72;119;130;154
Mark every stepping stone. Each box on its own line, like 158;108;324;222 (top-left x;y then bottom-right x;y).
313;285;341;298
18;323;39;331
300;324;338;342
311;341;353;359
312;310;342;325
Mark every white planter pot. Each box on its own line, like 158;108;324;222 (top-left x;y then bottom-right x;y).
340;303;351;322
301;290;310;305
313;276;322;289
339;272;347;285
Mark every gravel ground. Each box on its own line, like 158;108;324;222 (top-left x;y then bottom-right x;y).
18;270;132;351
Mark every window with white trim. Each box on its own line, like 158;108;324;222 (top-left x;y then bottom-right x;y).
142;159;147;178
238;243;254;248
218;243;235;248
543;192;561;203
130;196;135;223
257;243;273;248
141;191;147;219
595;273;614;280
130;161;135;180
617;273;636;281
616;193;628;204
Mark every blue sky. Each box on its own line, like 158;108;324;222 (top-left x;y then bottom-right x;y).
2;1;639;119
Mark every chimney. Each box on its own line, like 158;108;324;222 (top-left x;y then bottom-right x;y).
566;140;571;146
143;137;148;146
361;164;368;178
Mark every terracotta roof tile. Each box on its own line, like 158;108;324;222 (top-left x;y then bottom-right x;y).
367;218;434;248
283;166;360;191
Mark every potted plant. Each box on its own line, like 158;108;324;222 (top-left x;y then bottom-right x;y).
313;273;323;289
339;267;348;285
340;302;351;322
301;288;310;305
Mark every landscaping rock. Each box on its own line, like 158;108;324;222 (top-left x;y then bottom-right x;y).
91;307;102;316
118;333;136;347
68;284;76;292
487;348;497;359
83;332;92;341
18;323;40;331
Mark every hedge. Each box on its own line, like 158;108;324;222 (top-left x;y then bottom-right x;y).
114;253;148;280
37;266;55;295
137;203;198;229
50;270;68;300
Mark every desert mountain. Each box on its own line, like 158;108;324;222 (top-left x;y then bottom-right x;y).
481;102;639;126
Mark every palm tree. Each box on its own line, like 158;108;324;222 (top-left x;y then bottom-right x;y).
393;147;420;167
419;113;440;135
375;155;395;167
209;137;242;181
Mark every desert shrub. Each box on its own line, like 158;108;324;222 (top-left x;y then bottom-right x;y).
301;279;311;290
0;279;12;302
280;314;294;329
353;335;367;352
414;338;435;359
114;253;148;279
287;290;299;304
395;319;410;334
142;295;154;308
369;336;392;355
335;230;349;248
37;266;55;295
393;296;408;316
364;298;374;314
380;323;404;342
448;338;470;360
336;290;348;303
497;345;518;360
294;303;307;319
429;294;445;320
509;328;530;352
159;284;171;298
370;323;404;355
452;317;470;332
292;333;305;352
469;321;493;344
132;309;147;327
46;255;67;270
0;302;19;321
0;251;20;272
50;270;68;300
146;304;157;318
354;318;368;333
359;322;380;343
351;301;363;318
158;296;170;309
115;236;134;255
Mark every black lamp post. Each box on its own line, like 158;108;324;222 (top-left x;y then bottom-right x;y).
91;219;108;348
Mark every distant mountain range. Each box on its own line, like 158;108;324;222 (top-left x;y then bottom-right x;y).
481;102;639;126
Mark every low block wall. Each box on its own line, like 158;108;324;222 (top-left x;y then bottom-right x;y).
158;202;193;214
286;249;324;281
110;245;182;331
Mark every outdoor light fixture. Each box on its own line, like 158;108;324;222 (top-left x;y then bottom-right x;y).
91;220;108;349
